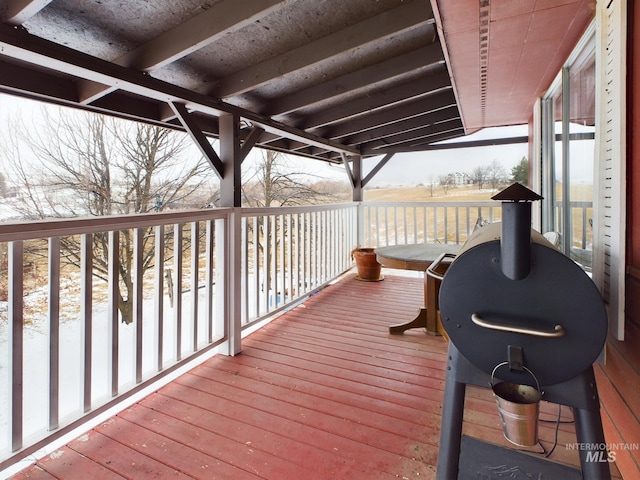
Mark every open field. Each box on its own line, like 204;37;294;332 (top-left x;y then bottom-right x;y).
364;184;500;203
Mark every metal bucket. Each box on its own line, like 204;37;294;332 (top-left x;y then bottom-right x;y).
491;362;541;447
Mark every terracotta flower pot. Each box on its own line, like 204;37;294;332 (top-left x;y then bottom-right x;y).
351;247;383;281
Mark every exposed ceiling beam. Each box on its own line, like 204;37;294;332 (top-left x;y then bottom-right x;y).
267;101;459;151
0;24;359;156
120;0;289;72
262;44;445;116
361;118;464;151
89;93;165;124
298;70;452;130
215;0;434;98
77;80;117;105
341;105;461;146
323;90;457;139
366;127;466;154
0;59;77;102
398;132;589;152
0;0;52;25
76;0;288;104
417;136;530;150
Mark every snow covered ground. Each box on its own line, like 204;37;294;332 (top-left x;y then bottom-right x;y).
0;277;223;459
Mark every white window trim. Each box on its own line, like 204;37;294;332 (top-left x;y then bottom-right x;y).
593;0;627;340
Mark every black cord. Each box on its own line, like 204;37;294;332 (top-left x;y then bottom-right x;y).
542;404;563;458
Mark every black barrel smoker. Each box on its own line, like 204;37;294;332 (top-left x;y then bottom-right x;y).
433;184;610;480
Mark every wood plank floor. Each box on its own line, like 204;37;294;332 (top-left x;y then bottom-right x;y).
11;272;622;479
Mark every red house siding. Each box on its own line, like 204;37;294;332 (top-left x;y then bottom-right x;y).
596;3;640;478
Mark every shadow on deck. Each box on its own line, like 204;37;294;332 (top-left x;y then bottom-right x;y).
11;272;621;479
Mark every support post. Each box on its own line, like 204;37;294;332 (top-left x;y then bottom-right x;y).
219;112;242;355
349;155;365;247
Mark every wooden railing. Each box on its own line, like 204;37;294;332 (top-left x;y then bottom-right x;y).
0;209;230;471
362;201;501;247
240;204;357;327
0;198;593;472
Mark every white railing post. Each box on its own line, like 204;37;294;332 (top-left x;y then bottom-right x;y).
9;240;24;452
357;201;365;248
222;208;242;355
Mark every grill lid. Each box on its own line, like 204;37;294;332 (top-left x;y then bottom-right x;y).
439;223;607;386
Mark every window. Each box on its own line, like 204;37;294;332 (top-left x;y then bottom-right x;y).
540;26;595;271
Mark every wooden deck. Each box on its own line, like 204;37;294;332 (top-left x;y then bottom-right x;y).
11;272;622;479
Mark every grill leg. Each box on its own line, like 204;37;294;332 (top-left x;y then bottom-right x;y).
435;370;465;479
436;343;489;479
574;406;611;479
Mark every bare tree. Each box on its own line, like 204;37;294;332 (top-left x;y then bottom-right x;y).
486;159;508;190
1;108;214;323
471;165;489;189
0;172;7;197
439;174;455;195
241;149;335;207
240;149;343;297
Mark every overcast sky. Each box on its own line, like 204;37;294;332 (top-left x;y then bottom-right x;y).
0;93;530;187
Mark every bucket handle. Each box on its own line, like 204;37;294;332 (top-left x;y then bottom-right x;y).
491;361;542;395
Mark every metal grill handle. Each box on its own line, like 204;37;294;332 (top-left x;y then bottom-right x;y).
471;313;565;338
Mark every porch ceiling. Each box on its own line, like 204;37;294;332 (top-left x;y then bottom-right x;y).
0;0;594;163
434;0;596;133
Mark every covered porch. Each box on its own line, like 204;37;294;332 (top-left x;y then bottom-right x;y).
0;0;636;478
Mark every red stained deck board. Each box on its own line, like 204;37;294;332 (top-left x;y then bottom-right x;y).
243;330;445;384
68;430;193;479
11;466;61;480
96;413;333;480
127;395;419;479
252;327;447;372
206;356;440;427
185;363;438;445
211;350;441;414
235;343;444;409
92;415;263;480
163;374;440;462
33;445;127;480
271;308;448;355
269;316;448;363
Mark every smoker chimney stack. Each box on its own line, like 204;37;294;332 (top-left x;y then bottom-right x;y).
491;183;543;281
